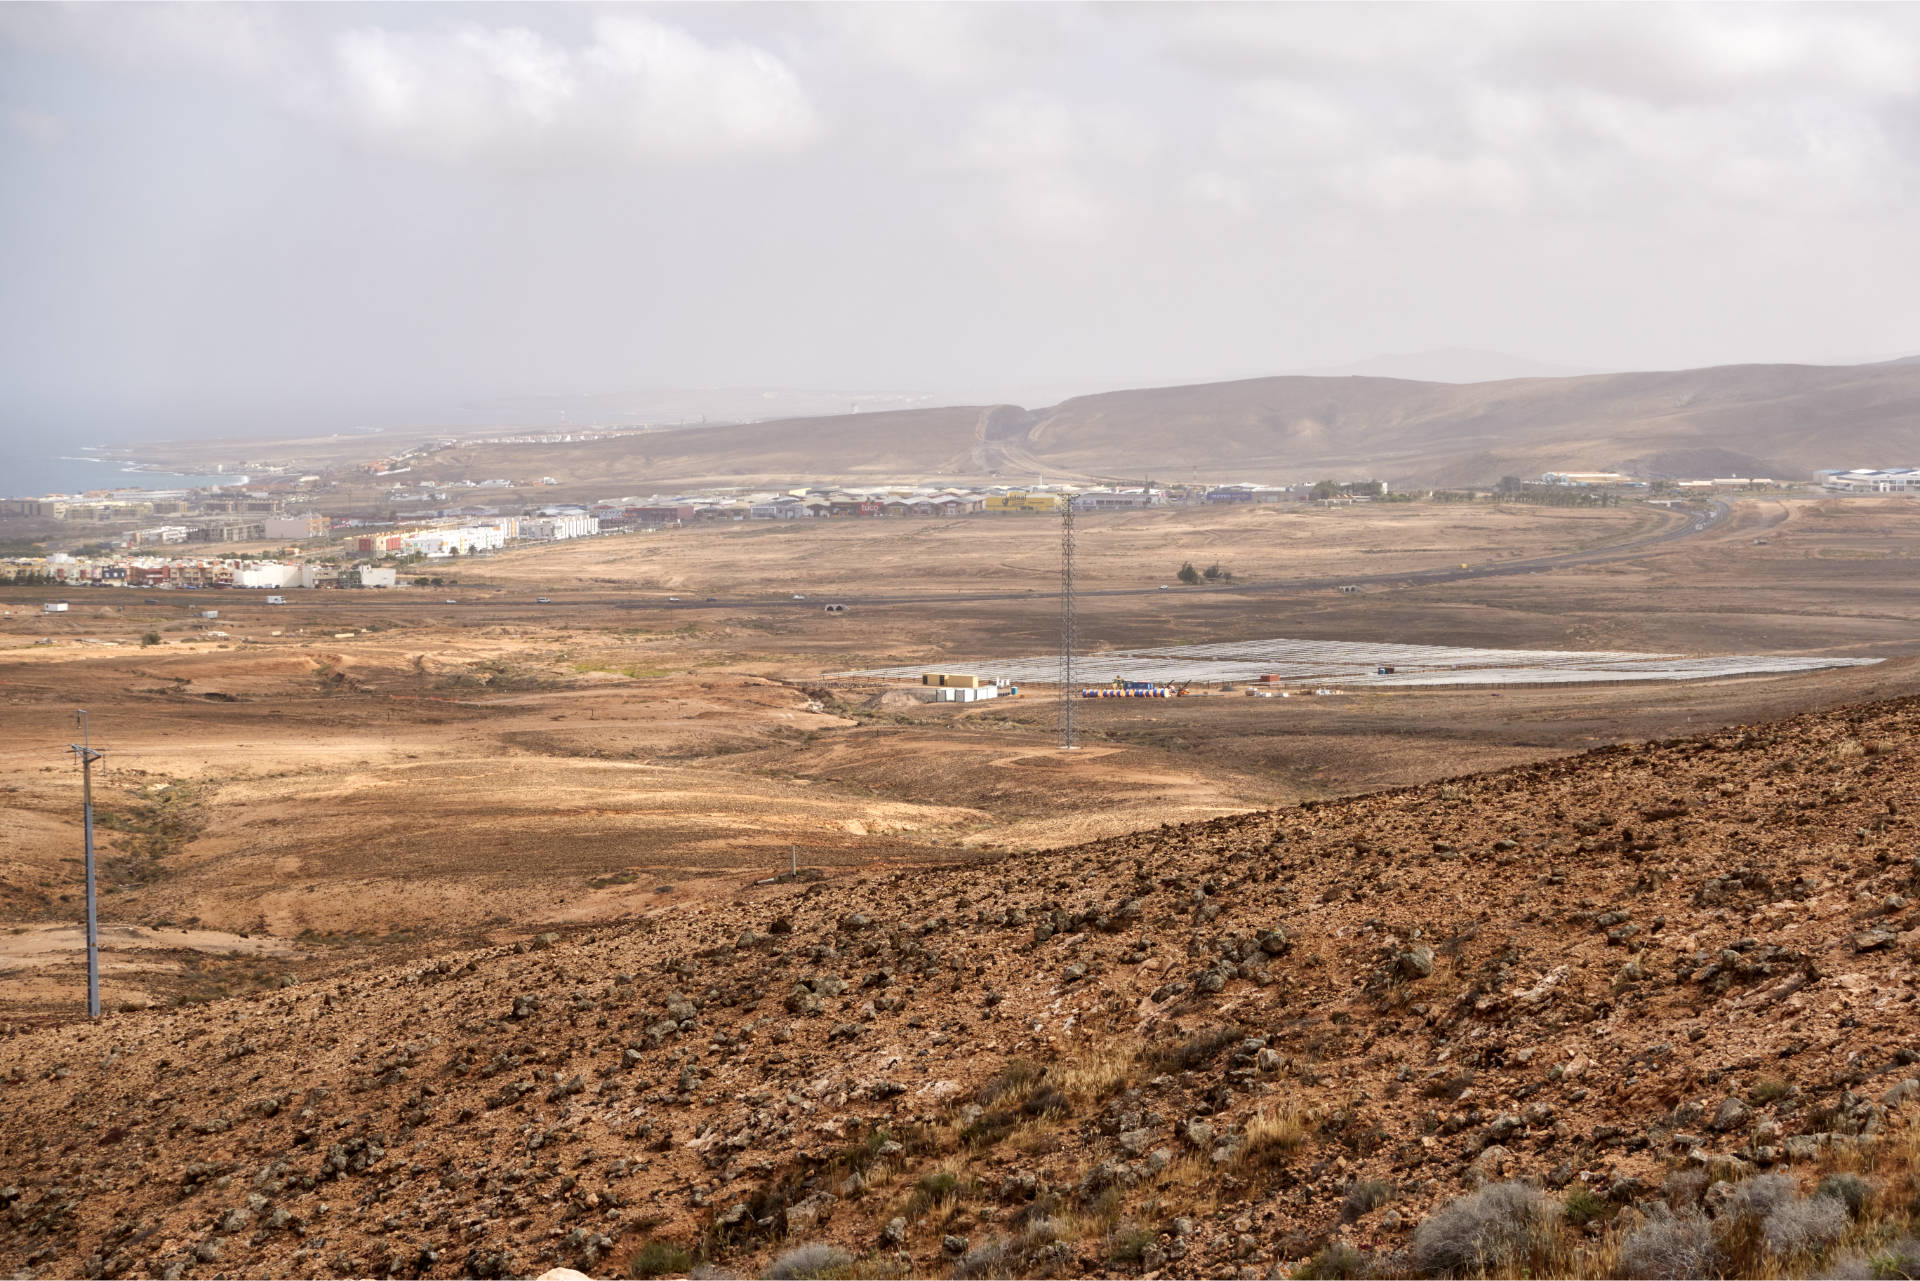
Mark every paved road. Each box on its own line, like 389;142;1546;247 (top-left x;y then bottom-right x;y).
11;499;1727;614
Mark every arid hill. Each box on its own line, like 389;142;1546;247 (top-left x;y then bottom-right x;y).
8;693;1920;1279
423;360;1920;491
1024;361;1920;486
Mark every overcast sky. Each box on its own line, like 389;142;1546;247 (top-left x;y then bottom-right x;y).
4;2;1920;440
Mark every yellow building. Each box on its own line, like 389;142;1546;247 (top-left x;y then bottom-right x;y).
983;492;1061;514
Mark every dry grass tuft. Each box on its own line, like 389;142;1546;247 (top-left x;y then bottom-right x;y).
1237;1102;1313;1169
1054;1040;1142;1109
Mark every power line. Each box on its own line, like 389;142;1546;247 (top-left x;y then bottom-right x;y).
1059;500;1077;751
68;709;103;1019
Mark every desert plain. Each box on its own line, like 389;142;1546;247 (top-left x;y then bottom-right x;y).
3;496;1915;1014
7;495;1920;1278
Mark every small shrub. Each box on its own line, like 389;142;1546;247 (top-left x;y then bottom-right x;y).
1762;1194;1848;1256
1719;1173;1800;1222
953;1237;1039;1280
1295;1241;1368;1279
1150;1026;1243;1072
907;1169;960;1215
829;1128;904;1180
959;1110;1018;1149
1750;1076;1792;1104
977;1059;1045;1108
1107;1225;1155;1265
1010;1193;1060;1228
1818;1172;1873;1219
1409;1182;1559;1278
762;1243;851;1280
629;1240;692;1279
1340;1179;1395;1224
1871;1237;1920;1279
1176;561;1201;585
1663;1168;1708;1211
1619;1207;1719;1280
1562;1185;1608;1227
918;1170;958;1198
141;631;160;646
1093;1181;1131;1225
1714;1175;1802;1275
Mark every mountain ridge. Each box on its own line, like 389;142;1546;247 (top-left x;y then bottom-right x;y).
423;358;1920;490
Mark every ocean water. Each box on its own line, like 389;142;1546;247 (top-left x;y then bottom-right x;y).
0;447;234;499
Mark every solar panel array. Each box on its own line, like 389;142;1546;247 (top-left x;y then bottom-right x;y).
837;637;1878;689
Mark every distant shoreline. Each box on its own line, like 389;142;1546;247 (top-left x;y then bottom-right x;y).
0;450;236;501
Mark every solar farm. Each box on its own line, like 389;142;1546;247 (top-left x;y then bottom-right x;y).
839;638;1880;689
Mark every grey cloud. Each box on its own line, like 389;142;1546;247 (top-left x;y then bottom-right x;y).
3;106;63;146
317;16;821;164
3;5;821;165
3;2;1920;444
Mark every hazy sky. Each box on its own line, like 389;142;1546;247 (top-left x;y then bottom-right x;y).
4;2;1920;439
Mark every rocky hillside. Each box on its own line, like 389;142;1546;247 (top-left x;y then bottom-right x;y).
9;695;1920;1279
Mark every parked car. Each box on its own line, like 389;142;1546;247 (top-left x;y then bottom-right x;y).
536;596;551;603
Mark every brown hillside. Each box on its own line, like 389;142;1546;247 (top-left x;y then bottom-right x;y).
9;694;1920;1279
421;362;1920;491
1027;363;1920;486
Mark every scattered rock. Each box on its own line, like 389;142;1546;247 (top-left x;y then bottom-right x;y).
784;1192;837;1235
1711;1098;1753;1133
1397;945;1436;980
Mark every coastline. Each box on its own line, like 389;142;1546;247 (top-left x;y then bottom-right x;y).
0;449;237;501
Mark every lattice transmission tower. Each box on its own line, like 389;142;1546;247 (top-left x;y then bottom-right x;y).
1058;500;1078;750
69;709;103;1019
